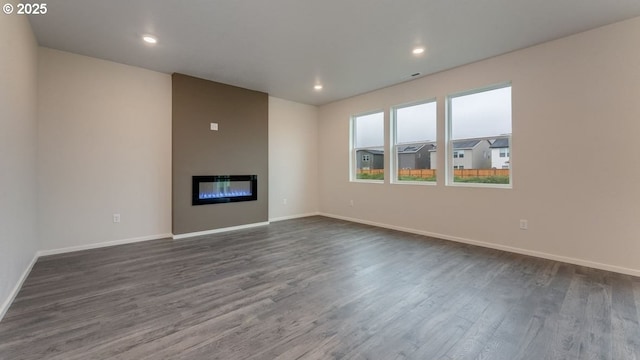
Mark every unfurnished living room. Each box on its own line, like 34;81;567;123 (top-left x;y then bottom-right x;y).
2;1;640;359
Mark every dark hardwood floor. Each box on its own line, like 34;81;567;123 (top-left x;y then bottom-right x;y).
1;216;639;359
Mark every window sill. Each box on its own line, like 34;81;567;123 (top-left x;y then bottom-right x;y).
447;182;512;189
351;179;385;184
391;181;437;186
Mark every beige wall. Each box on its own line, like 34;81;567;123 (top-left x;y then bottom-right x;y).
37;48;172;251
318;17;640;275
0;3;39;317
172;74;269;235
268;97;319;220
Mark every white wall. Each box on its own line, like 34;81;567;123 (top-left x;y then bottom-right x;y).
37;48;172;252
0;5;39;318
318;17;640;275
491;149;509;169
268;97;319;221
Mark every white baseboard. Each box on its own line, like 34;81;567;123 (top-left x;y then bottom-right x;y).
319;212;640;278
269;212;320;222
37;233;173;257
3;215;636;324
0;253;38;322
173;222;270;240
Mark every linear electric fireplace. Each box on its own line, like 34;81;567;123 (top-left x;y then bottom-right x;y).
192;175;257;205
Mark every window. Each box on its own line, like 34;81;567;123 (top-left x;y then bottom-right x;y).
447;84;512;186
352;111;384;181
392;100;437;183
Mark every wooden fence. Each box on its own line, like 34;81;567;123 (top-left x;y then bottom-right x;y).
451;169;509;178
357;169;509;178
357;169;385;175
398;169;436;178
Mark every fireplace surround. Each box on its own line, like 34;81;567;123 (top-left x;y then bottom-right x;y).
192;175;257;205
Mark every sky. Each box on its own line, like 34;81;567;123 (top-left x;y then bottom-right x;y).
355;86;511;147
451;86;512;139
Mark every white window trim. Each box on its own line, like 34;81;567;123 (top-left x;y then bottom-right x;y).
445;82;513;189
351;110;385;183
390;99;437;186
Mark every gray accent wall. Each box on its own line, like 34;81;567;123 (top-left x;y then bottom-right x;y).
172;74;268;235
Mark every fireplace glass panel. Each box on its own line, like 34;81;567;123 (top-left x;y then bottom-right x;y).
198;180;252;199
192;175;257;205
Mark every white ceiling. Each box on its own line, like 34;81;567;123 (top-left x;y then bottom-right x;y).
28;0;640;106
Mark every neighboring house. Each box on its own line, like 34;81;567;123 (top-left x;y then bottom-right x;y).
397;143;435;169
428;138;491;169
490;137;510;169
452;139;491;169
356;148;384;169
429;147;437;169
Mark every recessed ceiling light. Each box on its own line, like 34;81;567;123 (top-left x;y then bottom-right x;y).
314;84;323;91
142;35;157;44
412;47;425;55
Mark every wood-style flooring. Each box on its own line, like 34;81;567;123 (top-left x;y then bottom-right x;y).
1;216;639;359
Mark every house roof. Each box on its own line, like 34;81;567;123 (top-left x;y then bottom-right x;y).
427;138;492;152
357;148;384;155
358;143;436;155
452;139;483;150
490;138;510;148
397;143;435;154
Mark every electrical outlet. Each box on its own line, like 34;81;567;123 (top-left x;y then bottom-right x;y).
349;200;354;207
519;219;528;230
283;198;287;205
113;214;121;223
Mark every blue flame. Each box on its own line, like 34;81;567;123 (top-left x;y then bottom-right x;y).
199;191;252;199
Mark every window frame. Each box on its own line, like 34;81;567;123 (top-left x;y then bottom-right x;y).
445;82;512;189
390;99;438;185
350;110;385;183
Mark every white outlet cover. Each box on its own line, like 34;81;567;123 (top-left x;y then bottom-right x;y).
210;123;218;131
519;219;528;230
